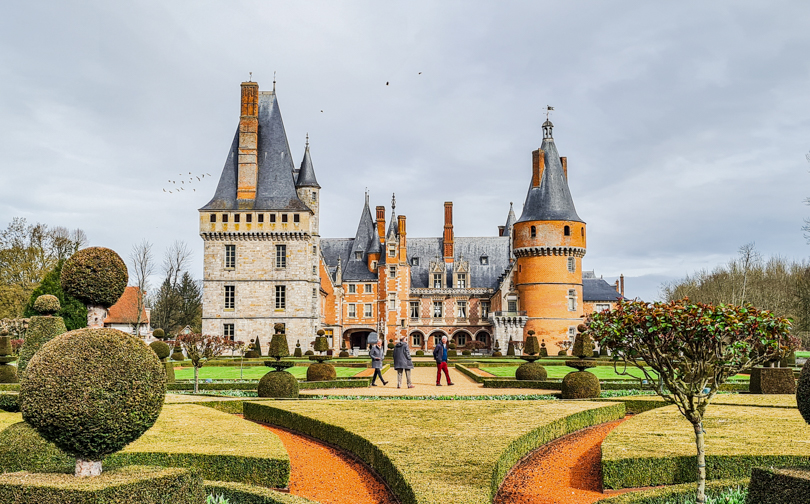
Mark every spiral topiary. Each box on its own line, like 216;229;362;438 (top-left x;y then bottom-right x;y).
798;360;810;424
149;341;171;361
515;362;548;381
60;247;128;328
258;371;299;398
21;327;166;476
561;371;601;399
33;294;60;315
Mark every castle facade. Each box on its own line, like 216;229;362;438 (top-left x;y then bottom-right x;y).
199;81;623;354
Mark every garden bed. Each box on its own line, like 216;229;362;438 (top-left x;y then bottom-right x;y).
244;399;624;504
602;403;810;488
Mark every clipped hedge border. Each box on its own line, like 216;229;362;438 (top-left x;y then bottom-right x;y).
298;379;370;390
598;477;749;503
746;466;810;504
598;397;669;415
204;480;318;504
0;392;18;412
168;379;370;392
168;382;258;391
489;403;625;498
603;454;810;489
0;465;204;504
0;384;19;392
453;364;486;383
243;401;625;504
481;379;748;392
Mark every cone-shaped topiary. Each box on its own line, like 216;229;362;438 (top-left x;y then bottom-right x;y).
523;334;540;355
18;311;67;375
561;370;601;399
33;295;60;315
307;362;337;381
152;328;166;340
539;339;548;358
515;362;548;381
21;327;166;476
294;340;303;358
60;247;128;328
797;360;810;424
149;341;171;361
314;335;329;353
254;336;263;357
268;334;290;360
258;370;299;398
507;339;515;356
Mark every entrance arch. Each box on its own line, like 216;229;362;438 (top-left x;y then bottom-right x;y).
344;327;376;350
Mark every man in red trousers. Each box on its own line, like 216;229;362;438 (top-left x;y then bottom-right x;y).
432;335;454;386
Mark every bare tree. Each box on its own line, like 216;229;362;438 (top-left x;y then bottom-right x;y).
163;241;192;290
129;240;155;337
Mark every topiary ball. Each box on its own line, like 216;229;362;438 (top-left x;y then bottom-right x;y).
515;362;548;381
339;351;350;358
416;350;425;356
797;361;810;424
149;341;171;361
561;370;601;399
33;295;60;315
462;350;472;356
60;247;128;308
20;327;166;461
171;350;185;361
492;351;502;357
258;371;299;398
304;350;314;356
307;362;336;382
152;328;165;340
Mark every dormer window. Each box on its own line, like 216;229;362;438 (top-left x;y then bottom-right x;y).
433;273;442;289
411;257;420;266
456;273;467;289
355;251;362;260
388;247;396;257
480;255;488;265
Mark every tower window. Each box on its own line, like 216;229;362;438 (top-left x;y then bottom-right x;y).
209;214;216;223
222;214;229;223
246;213;252;223
389;266;396;277
282;214;288;223
225;245;236;269
389;247;396;257
294;214;300;223
581;227;584;237
530;226;536;238
270;214;276;223
276;285;286;309
389;293;397;310
564;225;570;236
567;257;575;273
567;289;577;311
457;273;467;289
234;214;241;223
312;191;317;200
224;286;235;310
258;213;264;223
313;288;317;299
276;244;287;268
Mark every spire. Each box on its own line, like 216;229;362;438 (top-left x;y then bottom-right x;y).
350;192;379;260
296;134;320;188
387;193;398;239
517;122;583;223
504;202;516;234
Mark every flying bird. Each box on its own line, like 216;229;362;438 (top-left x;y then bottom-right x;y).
206;173;211;176
163;189;166;192
320;110;323;113
418;72;422;75
196;176;200;181
386;82;389;86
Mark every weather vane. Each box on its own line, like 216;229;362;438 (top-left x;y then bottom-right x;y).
249;72;252;82
391;193;396;211
545;105;554;120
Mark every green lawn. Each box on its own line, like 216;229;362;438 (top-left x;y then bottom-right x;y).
796;351;810;359
480;365;750;381
173;365;363;380
245;399;623;504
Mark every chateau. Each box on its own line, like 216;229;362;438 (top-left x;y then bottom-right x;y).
199;81;623;354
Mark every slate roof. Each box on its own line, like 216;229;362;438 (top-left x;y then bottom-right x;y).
582;277;623;302
201;91;311;212
517;124;583;223
407;237;510;290
295;143;320;188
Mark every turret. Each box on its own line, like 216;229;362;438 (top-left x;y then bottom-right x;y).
296;134;321;237
513;119;586;352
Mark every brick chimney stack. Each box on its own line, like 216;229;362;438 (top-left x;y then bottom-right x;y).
620;274;625;297
531;149;545;188
376;206;386;243
560;157;567;180
443;202;454;263
398;215;407;262
237;81;259;201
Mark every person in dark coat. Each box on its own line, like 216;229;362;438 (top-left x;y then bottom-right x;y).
432;335;454;386
368;334;387;386
393;335;415;388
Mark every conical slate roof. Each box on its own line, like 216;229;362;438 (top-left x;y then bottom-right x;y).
504;202;516;234
296;142;320;188
517;133;583;223
201;91;311;212
342;194;379;280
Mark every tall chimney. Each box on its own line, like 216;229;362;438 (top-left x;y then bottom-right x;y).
398;215;407;262
532;149;545;188
376;206;386;243
620;274;625;297
560;157;567;180
443;202;454;262
237;81;259;201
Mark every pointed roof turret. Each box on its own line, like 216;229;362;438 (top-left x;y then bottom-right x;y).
296;134;320;188
517;120;583;223
386;193;398;240
350;192;379;260
504;202;516;234
201;87;310;212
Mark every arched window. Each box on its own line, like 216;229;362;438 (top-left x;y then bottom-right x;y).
564;225;570;236
455;332;468;346
530;226;536;238
580;227;584;237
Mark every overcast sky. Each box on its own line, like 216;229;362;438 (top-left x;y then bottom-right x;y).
2;1;810;301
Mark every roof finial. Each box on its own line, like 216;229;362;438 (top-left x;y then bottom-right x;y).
543;106;554;139
273;71;276;92
249;71;253;82
365;188;369;207
305;133;309;148
391;193;396;211
545;105;554;121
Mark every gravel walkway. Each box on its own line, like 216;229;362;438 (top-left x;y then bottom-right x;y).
495;419;634;504
307;366;557;396
258;424;397;504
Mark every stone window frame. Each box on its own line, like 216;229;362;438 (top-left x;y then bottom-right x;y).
411;332;423;347
269;214;276;223
388;246;396;258
222;214;229;223
293;214;300;223
364;303;373;318
312;288;317;299
224;285;235;311
224;245;236;270
348;284;356;294
432;301;443;318
281;214;288;223
364;283;373;293
567;257;575;273
276;244;287;269
275;285;286;310
595;303;611;312
223;323;235;341
209;213;216;223
456;273;467;289
432;273;442;289
457;300;467;319
567;289;577;311
258;213;264;223
234;214;241;223
409;301;419;319
481;301;490;318
411;257;420;266
388;293;396;311
348;303;357;318
389;266;397;278
246;213;253;223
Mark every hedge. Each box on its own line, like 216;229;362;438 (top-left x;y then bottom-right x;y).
204;481;319;504
602;404;810;489
746;467;810;504
0;466;204;504
597;477;749;503
0;392;18;412
298;379;370;390
244;399;624;504
481;379;748;392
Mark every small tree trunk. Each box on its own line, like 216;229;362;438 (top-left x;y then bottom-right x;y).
86;305;106;329
75;459;102;477
193;366;199;394
693;421;706;503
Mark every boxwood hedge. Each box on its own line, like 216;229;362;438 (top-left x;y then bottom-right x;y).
597;477;749;503
0;465;204;504
204;481;319;504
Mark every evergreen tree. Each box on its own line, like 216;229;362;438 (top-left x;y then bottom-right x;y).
23;260;86;331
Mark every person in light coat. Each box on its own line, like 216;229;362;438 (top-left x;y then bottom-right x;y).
368;334;387;386
393;335;415;389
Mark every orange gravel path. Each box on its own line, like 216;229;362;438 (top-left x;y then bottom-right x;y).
495;418;633;504
258;423;398;504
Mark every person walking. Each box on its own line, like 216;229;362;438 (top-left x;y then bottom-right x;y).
368;333;387;386
432;335;454;386
393;335;415;389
